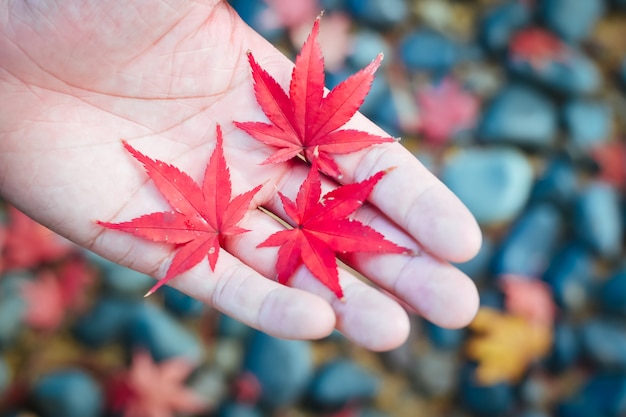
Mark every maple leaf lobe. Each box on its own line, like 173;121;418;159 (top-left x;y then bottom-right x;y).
234;16;394;178
98;125;261;295
258;161;410;298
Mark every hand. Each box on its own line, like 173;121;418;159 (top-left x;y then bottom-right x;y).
0;0;481;351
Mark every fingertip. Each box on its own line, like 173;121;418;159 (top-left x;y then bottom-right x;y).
415;268;480;329
334;284;410;352
257;287;336;340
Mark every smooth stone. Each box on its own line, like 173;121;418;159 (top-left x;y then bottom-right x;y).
213;339;245;376
359;409;391;417
85;252;153;297
454;236;494;285
345;0;408;28
228;0;284;41
530;156;579;207
348;29;392;70
546;321;580;372
580;318;626;369
518;410;551;417
599;267;626;316
188;367;228;410
0;358;9;395
441;146;534;225
460;365;514;417
410;350;459;398
491;202;564;277
243;331;313;408
621;58;626;87
424;321;465;351
479;85;557;147
161;286;205;318
126;301;203;363
308;359;380;409
557;373;626;417
72;297;140;348
377;330;414;373
543;243;594;312
479;0;532;52
539;0;605;43
217;402;263;417
507;49;601;96
0;273;29;348
217;313;253;340
520;374;553;408
31;369;103;417
400;29;459;74
479;288;505;310
574;182;623;258
563;100;612;149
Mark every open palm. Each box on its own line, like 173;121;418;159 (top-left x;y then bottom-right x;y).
0;0;481;350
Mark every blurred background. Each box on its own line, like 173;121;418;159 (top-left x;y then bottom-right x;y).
1;0;626;416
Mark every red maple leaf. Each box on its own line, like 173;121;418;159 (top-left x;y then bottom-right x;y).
416;78;479;145
258;160;410;298
20;270;65;331
108;350;207;417
509;27;567;69
234;16;394;179
97;125;262;295
2;205;75;271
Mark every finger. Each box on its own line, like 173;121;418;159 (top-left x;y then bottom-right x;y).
232;15;482;263
92;229;336;341
225;210;411;351
262;162;479;328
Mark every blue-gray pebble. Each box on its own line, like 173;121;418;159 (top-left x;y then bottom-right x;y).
479;0;531;52
72;297;140;348
442;146;534;225
243;331;313;409
563;99;612;149
492;203;564;277
400;29;458;74
479;85;557;147
543;243;594;312
126;301;203;363
308;359;380;409
539;0;605;43
31;369;103;417
575;182;623;258
580;319;626;370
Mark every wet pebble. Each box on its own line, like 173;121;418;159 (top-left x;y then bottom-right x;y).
228;0;284;41
243;331;313;408
410;350;459;398
454;236;494;284
508;48;601;96
217;402;263;417
479;85;557;147
347;29;392;69
574;181;623;258
543;243;594;312
161;286;205;318
346;0;408;29
72;297;140;348
557;373;626;417
530;156;579;207
400;29;459;75
217;313;253;340
125;301;203;363
31;369;103;417
479;0;531;53
491;202;564;277
0;273;30;348
539;0;605;43
308;359;380;409
86;252;154;297
580;318;626;370
460;365;514;417
0;357;9;395
599;266;626;317
546;321;581;372
424;321;465;351
563;99;612;149
441;146;534;225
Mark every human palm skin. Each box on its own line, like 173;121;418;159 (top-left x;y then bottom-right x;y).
0;0;481;350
